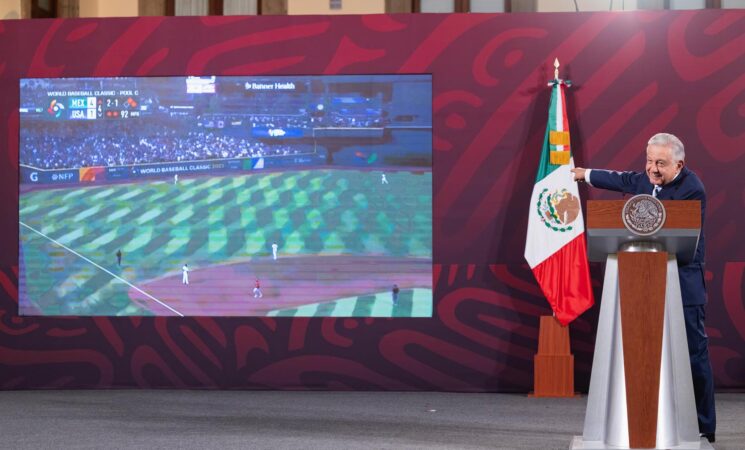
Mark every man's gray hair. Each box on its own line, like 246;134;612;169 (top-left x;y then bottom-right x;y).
648;133;685;162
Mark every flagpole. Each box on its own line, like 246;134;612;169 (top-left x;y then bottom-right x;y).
528;56;593;398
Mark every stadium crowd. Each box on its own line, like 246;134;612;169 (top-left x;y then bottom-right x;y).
200;112;385;129
20;121;314;169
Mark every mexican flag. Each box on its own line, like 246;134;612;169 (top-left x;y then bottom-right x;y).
524;79;594;326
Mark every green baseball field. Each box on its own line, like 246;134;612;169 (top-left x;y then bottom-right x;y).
18;168;433;317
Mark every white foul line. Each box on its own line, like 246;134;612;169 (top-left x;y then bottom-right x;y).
19;221;184;317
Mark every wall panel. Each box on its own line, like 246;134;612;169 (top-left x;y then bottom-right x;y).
1;11;743;391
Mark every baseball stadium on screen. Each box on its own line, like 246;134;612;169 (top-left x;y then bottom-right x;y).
18;75;432;317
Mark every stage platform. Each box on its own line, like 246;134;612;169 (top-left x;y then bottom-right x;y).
0;391;741;449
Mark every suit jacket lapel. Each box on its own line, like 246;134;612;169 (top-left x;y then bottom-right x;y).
658;167;689;200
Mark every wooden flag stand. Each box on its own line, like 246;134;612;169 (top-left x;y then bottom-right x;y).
530;315;576;397
527;58;581;399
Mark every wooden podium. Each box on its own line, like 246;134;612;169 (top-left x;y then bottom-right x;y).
571;199;713;450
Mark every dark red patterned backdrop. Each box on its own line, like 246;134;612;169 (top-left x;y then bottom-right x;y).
0;11;743;391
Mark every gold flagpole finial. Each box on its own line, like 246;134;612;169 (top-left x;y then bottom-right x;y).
549;57;571;166
554;58;560;80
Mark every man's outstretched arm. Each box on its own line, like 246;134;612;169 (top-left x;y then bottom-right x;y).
571;167;641;194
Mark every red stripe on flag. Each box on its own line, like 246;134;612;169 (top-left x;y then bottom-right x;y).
531;233;594;325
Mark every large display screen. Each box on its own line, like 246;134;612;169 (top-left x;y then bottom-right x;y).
18;75;432;317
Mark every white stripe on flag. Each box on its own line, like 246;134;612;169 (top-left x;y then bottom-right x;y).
555;85;564;151
524;158;584;268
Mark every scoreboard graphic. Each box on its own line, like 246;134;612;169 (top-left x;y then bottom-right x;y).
20;86;142;121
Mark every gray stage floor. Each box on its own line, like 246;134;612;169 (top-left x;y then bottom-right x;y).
0;390;741;449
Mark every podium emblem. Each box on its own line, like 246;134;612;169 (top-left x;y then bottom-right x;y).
622;194;666;236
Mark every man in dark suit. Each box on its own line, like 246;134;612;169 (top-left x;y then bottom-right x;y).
571;133;716;442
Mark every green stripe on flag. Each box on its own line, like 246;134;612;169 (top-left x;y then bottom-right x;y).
534;84;570;183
